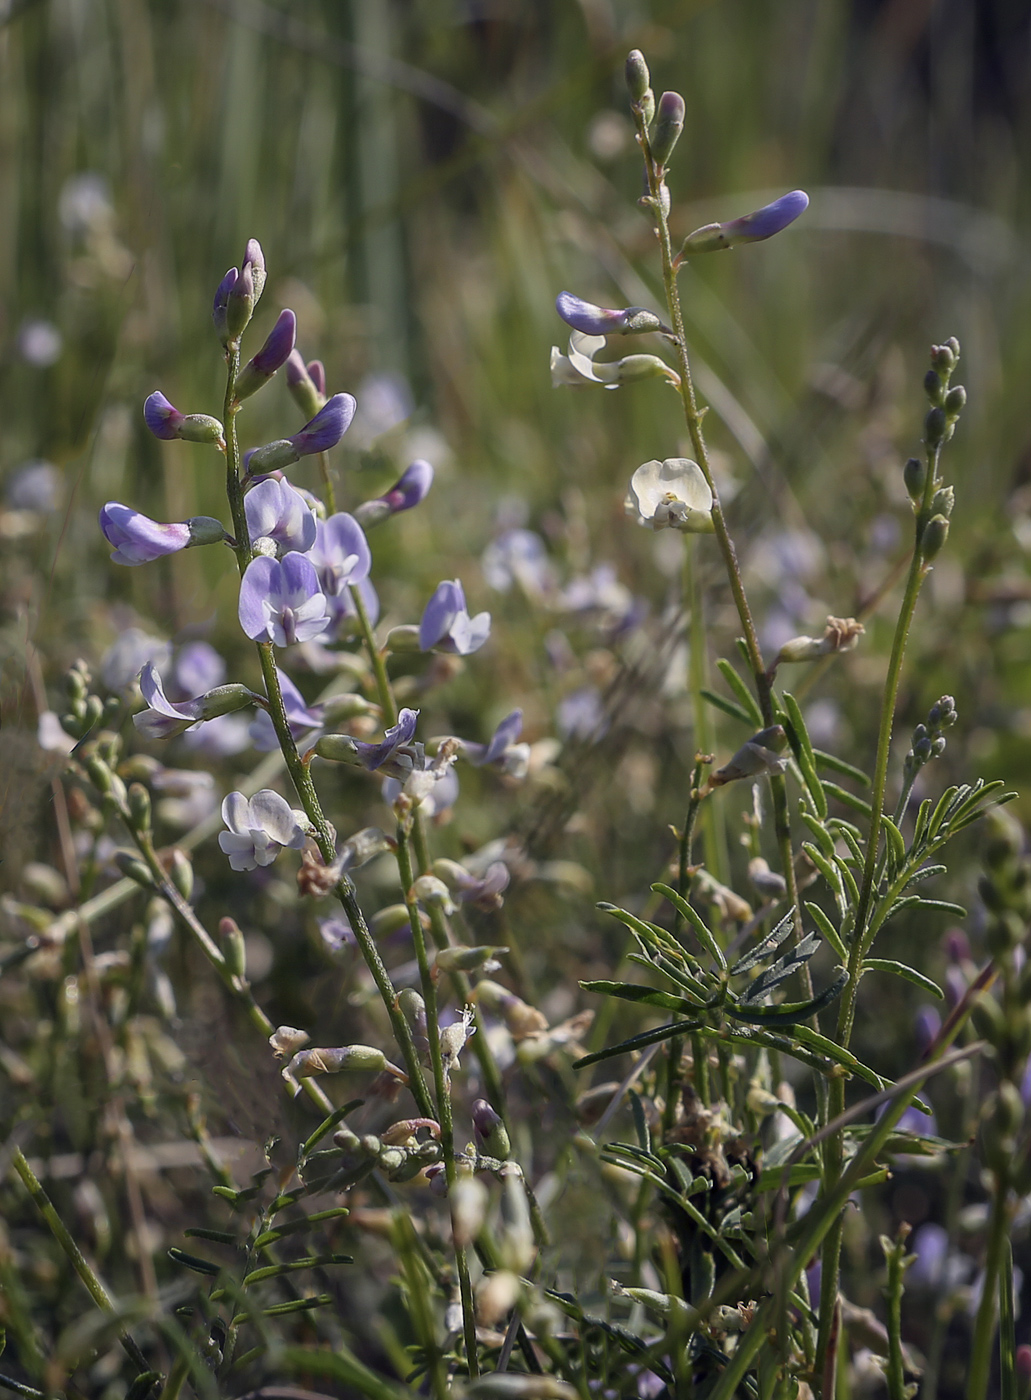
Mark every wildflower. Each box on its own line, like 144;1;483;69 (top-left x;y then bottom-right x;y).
440;1006;476;1076
551;331;679;390
235;309;297;401
354;460;434;527
481;528;554;595
99;502;225;565
457;710;530;778
315;708;420;776
181;712;252;757
419;579;491;655
18;317;62;367
217;788;309;871
238;551;329;646
142;391;225;447
269;1025;310;1058
285;350;326;420
434;857;510;911
324;575;380;640
625;458;714;532
555;292;668;337
383;756;460;816
706;726;789;789
249;668;324;752
133;661;255;740
308;512;371;595
244;478;317;555
557;686;606;741
213;238;266;345
678;190;809;257
244;393;357;475
318;914;355;953
6;461;61;512
166;641;225;700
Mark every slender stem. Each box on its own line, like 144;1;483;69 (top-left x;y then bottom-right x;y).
10;1147;151;1375
968;1179;1011;1400
883;1231;909;1400
316;448;337;514
223;342;251;571
684;539;727;882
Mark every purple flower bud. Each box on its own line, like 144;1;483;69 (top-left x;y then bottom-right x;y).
650;91;685;166
308;359;326;396
244;477;317;554
238;551;330;647
144;391;185;440
555;292;666;337
914;1005;941;1055
460;710;527;775
351;707;419;771
419;579;491;655
212;267;238;344
244;442;300;475
243;238;266;301
235;309;297;402
285;349;324;421
290;393;356;456
679;190;809;256
354;459;434;527
99;502;191;565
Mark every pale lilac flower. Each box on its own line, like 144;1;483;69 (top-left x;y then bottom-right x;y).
218;789;308;872
151;768;218;828
555;292;666;337
354;460;434;527
181;713;252;757
244;478;317;554
133;661;254;740
558;686;607;740
101;629;169;690
481;529;554;595
625;459;714;532
38;711;76;755
18;318;62;367
451;860;510;908
318;915;355;953
353;708;419;771
459;711;530;778
6;461;61;511
238;551;329;646
419;580;491;655
249;669;324;752
309;513;371;595
348;371;414;448
235;309;297;401
679;190;809;256
100;502;190;564
245;394;357;475
167;641;225;701
383;761;459;817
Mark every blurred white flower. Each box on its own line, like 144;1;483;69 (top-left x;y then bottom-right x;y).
625;458;713;532
17;319;62;368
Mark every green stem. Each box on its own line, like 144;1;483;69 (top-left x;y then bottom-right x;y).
884;1230;909;1400
316;448;337;514
10;1147;151;1375
684;538;727;882
968;1180;1011;1400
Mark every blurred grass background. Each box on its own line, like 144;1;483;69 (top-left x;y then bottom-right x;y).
1;0;1030;1387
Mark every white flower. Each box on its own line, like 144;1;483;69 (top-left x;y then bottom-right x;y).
217;789;309;871
625;458;714;533
550;332;679;390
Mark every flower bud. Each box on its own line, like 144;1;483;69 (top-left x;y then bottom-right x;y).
944;384;966;416
269;1024;310;1058
126;782;151;832
678;191;809;256
176;414;225;446
168;847;194;902
930;486;955;518
924;407;948;449
649;91;685;167
472;1098;511;1158
224;239;266;343
920;514;950;561
244;440;301;475
923;368;944;404
285;350;325;421
625;50;651;104
410;875;456;914
235;309;297;402
436;945;509;974
286;1043;394;1078
930;341;958;375
219;916;247;978
370;904;413;938
114;851;153;888
212;267;237;346
903;456;926;502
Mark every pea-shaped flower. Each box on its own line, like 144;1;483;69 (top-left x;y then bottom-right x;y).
624;458;714;533
100;503;226;565
308;512;371;595
555;292;668;337
244;478;317;554
678;190;809;257
238;551;329;646
244;394;357;475
218;789;309;871
419;580;491;655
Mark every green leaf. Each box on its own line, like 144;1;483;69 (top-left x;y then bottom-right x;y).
781;692;827;819
242;1254;352;1287
740;931;821;1005
804;901;848;960
726;967;848;1026
728;911;795;977
574;1019;703;1069
630;1089;651;1154
881;816;907;879
699;688;754;727
597;902;688;962
183;1228;240;1246
253;1207;350;1249
912;796;932;850
813;749;871;786
904;863;947;888
125;1373;162;1400
799;811;836;856
801;842;842;895
831;852;860;905
823;781;873;818
928;785;961;841
301;1099;364;1158
652;882;727;970
862;958;944;999
581;979;701;1014
715;657;764;728
168;1247;222;1277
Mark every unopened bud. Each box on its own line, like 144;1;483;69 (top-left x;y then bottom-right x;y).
649;91;685;167
370;904;413;938
126;782;151;832
285;351;326;421
472;1098;511;1158
114;851;153;888
930;485;954;518
219;916;247;978
168;848;194;902
903;456;926;502
177;414;225;446
924;368;944;404
186;515;228;547
925;407;948;449
920;514;950;561
625;50;651;104
930;341;958;375
944;384;966;416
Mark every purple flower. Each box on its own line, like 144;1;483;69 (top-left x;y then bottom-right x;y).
168;641;225;701
143;391;185;440
238;551;329;647
213;239;267;344
6;460;62;512
212;267;238;343
244;478;317;554
558;686;607;741
218;788;308;872
419;580;491;655
244;393;358;475
352;707;419;772
101;629;169;690
555;292;666;337
318;915;355;953
481;528;554;595
235;309;297;401
100;502;190;565
354;460;434;527
249;669;324;752
459;711;530;778
286;350;325;420
133;661;254;740
679;190;809;256
309;513;371;595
